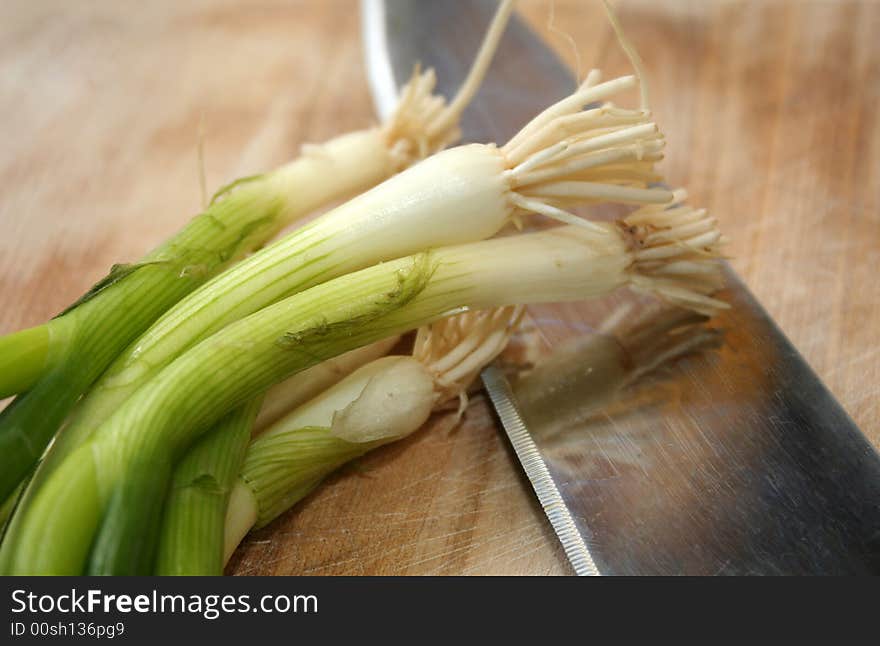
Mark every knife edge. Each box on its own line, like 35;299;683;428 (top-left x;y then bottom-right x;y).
482;365;600;576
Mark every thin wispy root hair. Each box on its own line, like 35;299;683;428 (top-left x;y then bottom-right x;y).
500;71;673;232
624;189;729;316
381;0;516;170
382;66;461;171
413;305;525;416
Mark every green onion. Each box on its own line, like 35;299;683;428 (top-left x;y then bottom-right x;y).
86;456;172;576
0;482;22;532
154;398;263;576
0;182;285;503
0;325;50;399
236;429;373;536
158;338;399;574
7;200;727;574
224;308;523;561
254;336;401;434
153;338;399;575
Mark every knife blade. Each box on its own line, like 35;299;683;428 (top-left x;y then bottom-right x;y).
361;0;880;575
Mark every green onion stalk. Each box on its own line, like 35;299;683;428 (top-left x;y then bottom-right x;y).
6;199;727;574
0;180;286;502
154;338;399;575
254;336;402;434
0;483;22;531
153;398;263;576
223;306;523;565
170;305;514;573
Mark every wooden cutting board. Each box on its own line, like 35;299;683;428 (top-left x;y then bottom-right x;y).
1;0;877;575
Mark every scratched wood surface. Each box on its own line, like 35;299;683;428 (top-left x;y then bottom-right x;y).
0;1;876;575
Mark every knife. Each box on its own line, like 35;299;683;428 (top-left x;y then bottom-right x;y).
361;0;880;575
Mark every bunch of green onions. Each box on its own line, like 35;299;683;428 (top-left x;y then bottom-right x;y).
0;0;516;511
0;2;728;575
4;194;725;574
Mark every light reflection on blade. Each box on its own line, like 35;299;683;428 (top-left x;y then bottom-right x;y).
363;0;880;575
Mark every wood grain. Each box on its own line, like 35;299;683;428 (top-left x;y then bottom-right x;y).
0;0;877;575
